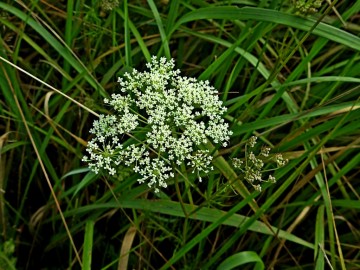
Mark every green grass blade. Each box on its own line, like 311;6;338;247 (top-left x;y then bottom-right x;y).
64;199;314;249
315;205;325;270
147;0;171;58
216;251;265;270
165;0;180;35
123;0;132;66
0;2;105;95
82;220;95;270
116;9;151;62
63;0;74;89
174;7;360;51
159;192;256;269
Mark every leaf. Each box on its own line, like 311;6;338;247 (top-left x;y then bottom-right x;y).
216;251;265;270
173;7;360;51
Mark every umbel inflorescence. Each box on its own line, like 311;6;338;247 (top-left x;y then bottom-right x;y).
232;136;288;192
83;56;232;192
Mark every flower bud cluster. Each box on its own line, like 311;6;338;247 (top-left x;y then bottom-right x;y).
232;136;288;192
83;56;232;192
292;0;323;14
101;0;119;11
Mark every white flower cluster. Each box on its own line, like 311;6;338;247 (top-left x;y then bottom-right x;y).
83;56;232;192
232;136;288;192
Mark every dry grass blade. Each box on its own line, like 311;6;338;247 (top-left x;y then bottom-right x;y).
118;226;137;270
0;62;83;267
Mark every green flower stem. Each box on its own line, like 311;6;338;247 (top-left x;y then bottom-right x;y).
203;141;274;228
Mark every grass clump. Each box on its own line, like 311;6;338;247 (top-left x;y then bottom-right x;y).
0;0;360;269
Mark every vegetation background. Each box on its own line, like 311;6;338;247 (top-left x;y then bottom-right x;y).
0;0;359;269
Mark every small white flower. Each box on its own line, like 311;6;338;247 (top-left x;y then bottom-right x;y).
254;184;261;192
232;158;243;169
268;175;276;183
247;136;257;147
261;146;271;157
275;153;288;167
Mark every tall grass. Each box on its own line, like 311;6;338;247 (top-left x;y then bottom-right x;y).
0;0;359;269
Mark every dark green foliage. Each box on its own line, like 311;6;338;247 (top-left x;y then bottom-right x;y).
0;0;359;269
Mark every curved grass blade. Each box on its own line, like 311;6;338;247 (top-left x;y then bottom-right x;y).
231;100;360;136
115;9;151;62
123;0;132;67
147;0;171;58
0;2;105;96
173;7;360;51
216;251;265;270
82;220;95;270
64;199;314;249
